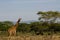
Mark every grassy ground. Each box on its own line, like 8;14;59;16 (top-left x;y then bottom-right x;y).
0;35;60;40
0;32;60;40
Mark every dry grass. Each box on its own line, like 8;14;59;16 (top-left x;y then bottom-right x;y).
0;34;60;40
0;32;60;40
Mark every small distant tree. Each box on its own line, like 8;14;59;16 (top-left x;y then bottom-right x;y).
30;22;49;35
17;23;31;33
0;21;13;31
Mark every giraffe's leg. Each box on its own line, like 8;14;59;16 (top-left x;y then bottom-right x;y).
14;31;16;36
12;31;16;36
8;30;12;36
9;31;12;36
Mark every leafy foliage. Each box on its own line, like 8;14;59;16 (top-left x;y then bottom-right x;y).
37;11;60;23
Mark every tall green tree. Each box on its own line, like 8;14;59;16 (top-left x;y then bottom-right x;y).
37;11;60;23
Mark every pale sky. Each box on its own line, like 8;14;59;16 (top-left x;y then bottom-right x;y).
0;0;60;21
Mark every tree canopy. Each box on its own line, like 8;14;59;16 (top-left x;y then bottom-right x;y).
37;11;60;23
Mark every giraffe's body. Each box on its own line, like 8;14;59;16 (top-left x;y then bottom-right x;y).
8;18;21;36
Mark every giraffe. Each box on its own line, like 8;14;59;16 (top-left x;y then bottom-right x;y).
8;18;21;36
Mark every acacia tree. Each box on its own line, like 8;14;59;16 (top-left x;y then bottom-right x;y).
37;11;60;34
37;11;60;23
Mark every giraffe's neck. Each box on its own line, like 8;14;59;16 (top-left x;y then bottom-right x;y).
14;19;20;28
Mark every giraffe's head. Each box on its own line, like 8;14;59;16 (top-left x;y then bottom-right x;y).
17;18;22;23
